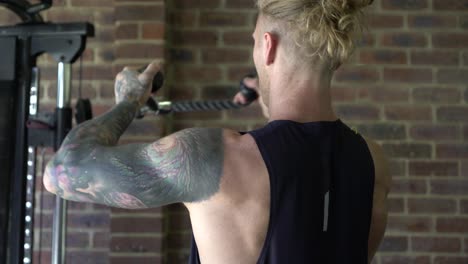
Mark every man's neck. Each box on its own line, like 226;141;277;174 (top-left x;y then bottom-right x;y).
267;69;337;123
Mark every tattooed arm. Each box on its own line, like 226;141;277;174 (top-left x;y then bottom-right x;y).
43;63;224;209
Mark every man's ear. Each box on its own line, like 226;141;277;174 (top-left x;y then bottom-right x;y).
263;32;278;66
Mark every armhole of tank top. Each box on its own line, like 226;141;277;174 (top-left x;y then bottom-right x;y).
358;134;377;244
345;122;376;191
247;131;276;264
360;134;376;193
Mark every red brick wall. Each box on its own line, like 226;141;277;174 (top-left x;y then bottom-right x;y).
0;0;466;263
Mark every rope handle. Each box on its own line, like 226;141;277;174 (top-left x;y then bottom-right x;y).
136;67;259;117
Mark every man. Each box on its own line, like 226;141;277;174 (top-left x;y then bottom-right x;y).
44;0;391;263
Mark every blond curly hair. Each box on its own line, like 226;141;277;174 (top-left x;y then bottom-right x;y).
256;0;373;69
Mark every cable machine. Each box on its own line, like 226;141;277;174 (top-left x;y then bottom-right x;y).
0;1;94;263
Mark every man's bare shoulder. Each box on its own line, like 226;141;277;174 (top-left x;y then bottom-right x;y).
186;128;268;208
223;129;264;171
222;129;258;151
363;137;391;191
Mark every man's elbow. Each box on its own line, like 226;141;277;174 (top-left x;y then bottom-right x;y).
43;161;59;195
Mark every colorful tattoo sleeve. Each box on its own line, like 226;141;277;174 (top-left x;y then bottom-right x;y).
44;101;224;209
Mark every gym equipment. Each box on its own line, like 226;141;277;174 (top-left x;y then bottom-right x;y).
0;1;94;263
138;69;259;117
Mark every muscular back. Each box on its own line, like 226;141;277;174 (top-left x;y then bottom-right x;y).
186;131;270;264
187;123;391;264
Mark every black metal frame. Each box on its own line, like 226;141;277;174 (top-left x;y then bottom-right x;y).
0;36;17;264
0;0;48;23
0;1;94;263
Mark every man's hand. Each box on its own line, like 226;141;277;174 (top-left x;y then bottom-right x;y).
233;76;270;119
233;76;259;105
114;62;161;107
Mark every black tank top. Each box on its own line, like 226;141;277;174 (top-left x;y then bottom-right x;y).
189;119;375;264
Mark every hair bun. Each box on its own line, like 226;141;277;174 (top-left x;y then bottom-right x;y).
350;0;374;9
321;0;373;11
256;0;373;69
